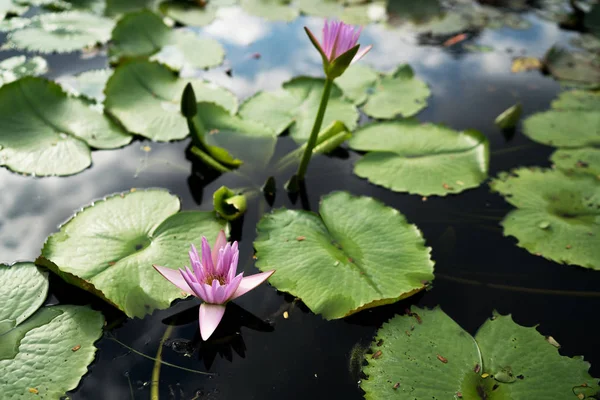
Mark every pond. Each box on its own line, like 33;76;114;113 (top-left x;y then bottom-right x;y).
0;1;599;399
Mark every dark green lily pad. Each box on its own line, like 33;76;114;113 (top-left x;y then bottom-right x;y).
543;46;600;86
104;60;237;142
551;147;600;177
239;76;358;143
109;10;224;71
2;11;114;53
37;189;227;318
362;307;599;399
0;262;48;335
0;77;132;176
254;191;434;319
0;55;47;87
491;167;600;270
348;120;490;196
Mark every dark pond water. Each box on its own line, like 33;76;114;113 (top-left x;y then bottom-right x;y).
1;3;599;400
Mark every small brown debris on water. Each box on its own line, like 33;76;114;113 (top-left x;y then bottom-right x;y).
546;336;561;348
296;236;306;241
372;350;383;359
108;261;116;266
576;161;589;168
456;392;463;398
443;33;468;47
443;183;454;190
348;257;354;263
130;187;137;192
72;345;81;352
421;197;428;202
437;354;448;363
252;254;257;259
251;52;261;59
517;374;524;380
392;382;400;390
29;388;38;394
577;394;585;400
142;145;151;152
474;364;481;373
566;244;572;250
376;339;384;346
209;129;219;135
405;330;411;337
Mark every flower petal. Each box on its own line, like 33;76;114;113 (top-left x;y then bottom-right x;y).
351;44;372;64
189;244;205;281
227;245;239;283
153;265;193;295
230;270;275;300
224;273;244;301
201;236;214;275
212;230;227;267
199;303;226;341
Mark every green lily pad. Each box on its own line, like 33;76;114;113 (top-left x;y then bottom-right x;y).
361;307;599;399
240;0;299;22
104;60;237;142
109;10;224;71
490;167;600;270
213;186;247;221
158;0;219;26
335;64;379;105
296;0;342;17
2;11;114;53
348;120;490;196
362;65;431;119
239;76;358;143
105;0;160;16
254;191;434;319
523;90;600;148
0;77;132;176
340;1;387;25
543;46;600;85
0;263;48;335
0;55;48;87
37;189;228;318
0;305;104;399
551;147;600;177
494;103;522;129
57;69;112;103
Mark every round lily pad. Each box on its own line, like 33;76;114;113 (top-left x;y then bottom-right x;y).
0;262;48;335
109;10;224;70
38;189;228;318
3;11;114;53
0;77;132;176
361;307;599;399
254;191;435;319
551;147;600;178
0;55;48;87
335;64;379;105
490;167;600;270
104;60;237;142
239;76;359;143
348;120;490;196
0;305;104;399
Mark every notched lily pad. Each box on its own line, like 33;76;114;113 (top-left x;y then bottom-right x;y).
37;189;227;318
543;46;600;86
57;68;112;103
362;307;600;399
254;191;435;319
551;147;600;177
0;55;48;87
239;76;358;143
490;167;600;270
348;120;490;196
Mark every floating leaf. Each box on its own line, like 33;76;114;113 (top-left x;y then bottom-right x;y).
490;167;600;270
254;191;434;319
340;1;387;25
362;307;600;399
511;56;542;73
0;55;47;87
0;77;132;176
239;76;358;143
551;89;600;110
362;65;430;119
159;0;218;26
57;68;112;103
3;11;114;53
335;64;379;105
348;120;489;196
0;263;48;335
240;0;299;22
551;147;600;177
296;0;342;17
0;305;104;399
104;60;237;142
105;0;160;16
495;103;522;129
213;186;247;221
543;46;600;85
109;10;224;71
38;189;227;318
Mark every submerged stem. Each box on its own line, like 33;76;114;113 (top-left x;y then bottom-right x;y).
150;325;175;400
295;78;334;181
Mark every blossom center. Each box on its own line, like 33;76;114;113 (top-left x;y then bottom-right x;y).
205;274;227;286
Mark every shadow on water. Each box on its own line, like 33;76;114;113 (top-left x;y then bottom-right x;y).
1;2;599;399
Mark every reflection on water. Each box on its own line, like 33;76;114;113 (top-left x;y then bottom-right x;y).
1;4;599;399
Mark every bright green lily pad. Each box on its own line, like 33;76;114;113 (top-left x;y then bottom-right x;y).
551;147;600;177
490;167;600;270
0;305;104;399
57;69;112;103
348;120;490;196
551;90;600;110
0;263;48;335
239;76;358;143
254;191;435;319
2;11;114;53
109;10;224;71
335;64;379;105
361;307;599;399
0;77;132;176
362;65;431;119
240;0;299;22
495;103;522;129
104;60;237;142
0;55;48;87
38;189;227;318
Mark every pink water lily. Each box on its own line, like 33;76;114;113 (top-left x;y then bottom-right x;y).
305;19;372;79
154;231;274;340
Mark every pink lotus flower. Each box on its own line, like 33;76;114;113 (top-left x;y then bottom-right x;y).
154;231;274;340
305;19;372;79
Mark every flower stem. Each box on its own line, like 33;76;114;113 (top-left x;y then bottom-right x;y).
295;78;334;181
